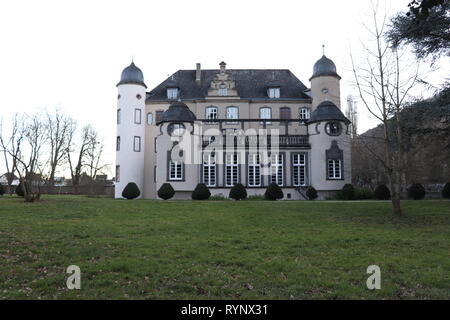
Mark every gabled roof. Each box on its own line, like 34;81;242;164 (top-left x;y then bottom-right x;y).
146;69;311;102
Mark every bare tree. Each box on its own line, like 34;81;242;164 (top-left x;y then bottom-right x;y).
351;1;422;216
85;128;109;181
0;115;23;195
45;107;76;193
346;95;359;137
67;124;90;194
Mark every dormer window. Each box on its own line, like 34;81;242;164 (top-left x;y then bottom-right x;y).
218;84;228;96
268;87;280;99
167;88;178;100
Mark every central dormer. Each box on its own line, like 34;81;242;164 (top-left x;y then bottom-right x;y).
207;62;239;98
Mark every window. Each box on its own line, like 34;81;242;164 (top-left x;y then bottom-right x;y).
168;123;185;136
136;94;142;100
117;109;121;124
147;113;153;125
260;107;272;125
203;153;216;187
155;110;164;123
293;154;307;186
115;165;120;182
299;107;311;121
116;136;120;151
268;87;280;99
218;84;228;96
248;154;261;187
169;159;183;181
134;108;142;124
226;106;239;124
280;107;291;120
325;122;342;136
167;88;178;100
225;153;239;187
133;136;141;152
205;106;218;122
270;154;284;186
328;159;342;179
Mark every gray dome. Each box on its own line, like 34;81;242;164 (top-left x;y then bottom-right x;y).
308;100;350;124
310;55;341;80
117;62;146;87
158;101;197;124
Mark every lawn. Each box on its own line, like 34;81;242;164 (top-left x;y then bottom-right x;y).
0;195;449;300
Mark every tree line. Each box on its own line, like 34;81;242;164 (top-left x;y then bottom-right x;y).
0;108;109;202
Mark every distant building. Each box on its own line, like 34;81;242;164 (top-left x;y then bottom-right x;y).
0;173;19;186
115;55;351;200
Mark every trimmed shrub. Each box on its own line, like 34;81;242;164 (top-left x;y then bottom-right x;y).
15;183;24;197
229;184;247;201
354;187;374;200
122;182;141;200
0;184;4;196
374;184;390;200
341;184;355;200
306;186;318;200
264;183;284;201
192;183;211;200
442;183;450;199
158;183;175;200
408;183;426;200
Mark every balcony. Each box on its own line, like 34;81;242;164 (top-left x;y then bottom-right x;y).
202;135;310;149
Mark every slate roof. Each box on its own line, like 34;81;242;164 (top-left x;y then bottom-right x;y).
158;101;197;124
310;55;341;81
308;101;350;124
146;69;311;102
117;62;147;88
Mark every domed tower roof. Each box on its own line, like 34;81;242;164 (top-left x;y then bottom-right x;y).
310;55;341;81
117;62;147;87
158;101;197;124
308;101;350;124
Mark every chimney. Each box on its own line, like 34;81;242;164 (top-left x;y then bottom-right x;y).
196;63;201;85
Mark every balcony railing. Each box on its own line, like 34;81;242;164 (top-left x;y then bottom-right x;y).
202;135;310;148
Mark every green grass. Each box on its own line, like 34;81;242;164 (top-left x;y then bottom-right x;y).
0;195;449;300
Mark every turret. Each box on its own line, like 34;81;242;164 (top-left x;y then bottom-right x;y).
115;62;147;199
310;55;341;110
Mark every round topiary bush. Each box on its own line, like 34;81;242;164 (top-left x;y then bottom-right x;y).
229;184;247;201
442;183;450;199
15;183;24;197
408;183;426;200
341;184;355;200
374;184;390;200
0;184;5;196
122;182;141;200
158;183;175;200
264;183;284;201
306;186;318;200
192;183;211;200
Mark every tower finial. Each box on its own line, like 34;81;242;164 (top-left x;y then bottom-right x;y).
322;44;325;56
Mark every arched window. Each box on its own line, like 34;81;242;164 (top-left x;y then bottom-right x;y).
280;107;291;120
260;107;272;125
226;106;239;124
205;106;218;122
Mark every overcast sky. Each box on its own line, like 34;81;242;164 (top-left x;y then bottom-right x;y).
0;0;448;177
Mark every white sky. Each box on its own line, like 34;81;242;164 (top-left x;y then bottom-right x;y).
0;0;448;177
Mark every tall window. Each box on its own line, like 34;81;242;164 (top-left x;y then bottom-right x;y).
167;88;178;100
169;159;183;181
116;136;120;151
115;165;120;182
299;107;311;121
225;154;239;187
117;109;121;124
147;113;153;125
226;106;239;124
134;108;142;124
268;87;280;99
155;110;164;123
205;106;218;122
248;154;261;187
203;153;216;187
293;154;307;186
328;159;342;179
133;136;141;152
270;154;284;186
260;107;272;125
280;107;291;120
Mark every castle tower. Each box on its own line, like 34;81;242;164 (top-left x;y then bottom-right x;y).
115;62;147;198
310;54;341;110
